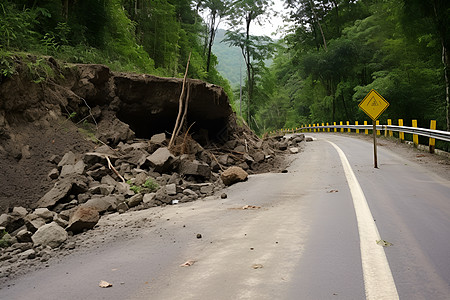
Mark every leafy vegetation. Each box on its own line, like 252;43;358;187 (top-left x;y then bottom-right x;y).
1;0;449;149
127;178;159;194
253;0;450;142
0;0;233;99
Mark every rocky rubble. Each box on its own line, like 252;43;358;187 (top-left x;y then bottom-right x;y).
0;56;306;281
0;132;305;279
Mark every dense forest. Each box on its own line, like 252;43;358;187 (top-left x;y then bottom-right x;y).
0;0;449;140
251;0;450;138
0;0;233;99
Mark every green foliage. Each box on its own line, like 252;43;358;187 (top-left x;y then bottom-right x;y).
0;0;232;99
254;0;449;135
142;179;159;192
0;230;11;248
26;58;55;84
127;178;159;194
0;50;16;80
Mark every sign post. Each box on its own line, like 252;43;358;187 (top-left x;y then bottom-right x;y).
358;89;389;168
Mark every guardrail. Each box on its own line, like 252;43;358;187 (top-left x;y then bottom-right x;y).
271;119;450;154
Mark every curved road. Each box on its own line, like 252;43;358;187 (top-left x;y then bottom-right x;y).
1;134;449;299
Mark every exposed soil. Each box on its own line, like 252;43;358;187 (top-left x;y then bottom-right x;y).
0;56;305;287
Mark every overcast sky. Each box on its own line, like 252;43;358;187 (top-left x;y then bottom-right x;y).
216;0;293;38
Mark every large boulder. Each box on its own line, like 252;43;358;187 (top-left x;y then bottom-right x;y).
221;166;248;186
66;207;100;234
31;222;68;248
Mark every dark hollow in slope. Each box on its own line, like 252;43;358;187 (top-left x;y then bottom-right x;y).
113;75;233;144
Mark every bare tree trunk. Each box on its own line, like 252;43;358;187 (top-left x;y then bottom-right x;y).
309;0;327;51
443;44;450;131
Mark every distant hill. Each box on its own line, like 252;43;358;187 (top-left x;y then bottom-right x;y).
212;29;273;88
212;29;245;88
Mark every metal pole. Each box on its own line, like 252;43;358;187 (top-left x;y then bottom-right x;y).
373;120;378;168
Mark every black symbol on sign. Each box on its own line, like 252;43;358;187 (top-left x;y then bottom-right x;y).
370;96;379;106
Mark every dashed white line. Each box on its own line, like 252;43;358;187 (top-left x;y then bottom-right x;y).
328;141;399;300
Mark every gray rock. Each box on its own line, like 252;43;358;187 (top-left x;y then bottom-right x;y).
83;152;108;166
289;147;299;154
117;202;129;214
73;160;86;174
218;154;230;166
234;145;246;152
277;141;288;151
134;172;149;186
305;136;314;142
183;189;197;197
31;222;68;248
66;207;100;234
48;168;59;180
120;142;148;152
101;175;117;186
123;149;149;168
243;154;254;164
150;133;166;144
36;175;88;208
165;183;177;196
0;213;23;233
53;215;69;228
24;214;46;232
11;207;28;218
19;249;36;260
238;162;249;170
179;159;211;179
89;184;114;195
82;196;118;213
127;194;144;207
58;151;77;168
16;229;33;243
86;166;110;181
146;147;175;173
199;184;214;195
252;152;265;163
143;193;156;204
34;208;54;221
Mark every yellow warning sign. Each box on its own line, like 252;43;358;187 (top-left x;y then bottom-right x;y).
358;89;389;120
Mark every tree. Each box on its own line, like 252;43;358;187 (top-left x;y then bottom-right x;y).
401;0;450;130
198;0;231;72
224;0;273;124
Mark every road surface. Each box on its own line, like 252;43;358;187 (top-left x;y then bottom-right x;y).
1;134;449;299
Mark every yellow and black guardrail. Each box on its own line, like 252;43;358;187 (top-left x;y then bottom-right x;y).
270;119;449;154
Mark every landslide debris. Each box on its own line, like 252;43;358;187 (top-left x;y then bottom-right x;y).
0;56;306;282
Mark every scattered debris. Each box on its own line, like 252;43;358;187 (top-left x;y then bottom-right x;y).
252;264;263;269
376;239;393;247
99;280;113;288
242;205;261;210
196;234;202;239
180;260;196;267
327;190;339;193
221;193;228;199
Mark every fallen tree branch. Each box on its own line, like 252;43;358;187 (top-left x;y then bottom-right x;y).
105;155;125;183
169;52;191;149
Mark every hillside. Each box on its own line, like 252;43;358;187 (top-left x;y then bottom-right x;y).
212;29;246;88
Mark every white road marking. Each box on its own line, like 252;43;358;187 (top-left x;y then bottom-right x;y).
328;141;399;300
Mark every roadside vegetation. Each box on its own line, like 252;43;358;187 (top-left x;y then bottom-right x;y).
0;0;449;149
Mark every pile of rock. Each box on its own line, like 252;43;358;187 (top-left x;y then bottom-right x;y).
0;131;304;269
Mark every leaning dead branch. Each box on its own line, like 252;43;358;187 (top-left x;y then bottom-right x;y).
169;52;191;149
105;155;125;183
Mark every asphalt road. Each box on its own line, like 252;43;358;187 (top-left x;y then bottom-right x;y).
1;134;449;300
